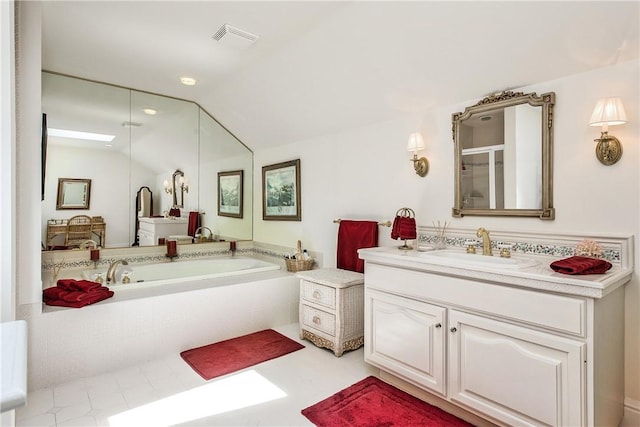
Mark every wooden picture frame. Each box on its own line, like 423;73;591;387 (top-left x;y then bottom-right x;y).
262;159;301;221
217;170;243;218
56;178;92;210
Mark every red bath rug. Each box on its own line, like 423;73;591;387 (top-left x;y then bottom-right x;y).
302;376;475;427
180;329;305;380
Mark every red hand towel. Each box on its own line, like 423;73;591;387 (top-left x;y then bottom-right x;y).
43;287;114;308
390;216;401;240
188;211;200;237
550;256;612;275
60;286;112;302
390;216;417;240
397;217;417;240
56;279;102;292
337;220;378;273
43;286;67;302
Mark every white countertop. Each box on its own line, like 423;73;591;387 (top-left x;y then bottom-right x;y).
1;320;27;413
139;217;188;224
358;247;632;299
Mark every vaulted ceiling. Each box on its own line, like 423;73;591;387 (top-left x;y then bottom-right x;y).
41;1;640;150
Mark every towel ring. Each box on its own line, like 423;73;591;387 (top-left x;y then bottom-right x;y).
395;207;415;218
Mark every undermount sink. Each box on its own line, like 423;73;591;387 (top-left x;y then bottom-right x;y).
418;249;539;269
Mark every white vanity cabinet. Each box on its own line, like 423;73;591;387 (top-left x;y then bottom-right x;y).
448;310;585;426
137;217;188;246
366;289;446;395
360;250;630;427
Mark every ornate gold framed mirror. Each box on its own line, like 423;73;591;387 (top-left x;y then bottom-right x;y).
452;91;555;220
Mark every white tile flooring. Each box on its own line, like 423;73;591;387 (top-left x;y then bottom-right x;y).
16;324;377;427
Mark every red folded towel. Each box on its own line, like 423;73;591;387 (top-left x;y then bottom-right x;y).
56;279;102;292
550;256;612;275
391;216;417;240
43;285;114;308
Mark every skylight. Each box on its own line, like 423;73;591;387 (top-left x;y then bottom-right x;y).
48;128;115;142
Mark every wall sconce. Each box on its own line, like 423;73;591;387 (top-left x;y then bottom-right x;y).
179;176;189;193
407;132;429;177
163;180;173;195
589;97;627;165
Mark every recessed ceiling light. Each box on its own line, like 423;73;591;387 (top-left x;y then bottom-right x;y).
48;128;115;142
105;144;113;147
180;76;197;86
143;108;157;115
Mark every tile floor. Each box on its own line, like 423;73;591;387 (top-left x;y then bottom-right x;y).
16;323;377;426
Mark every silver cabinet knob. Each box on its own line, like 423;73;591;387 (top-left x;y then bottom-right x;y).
450;327;457;333
435;323;442;328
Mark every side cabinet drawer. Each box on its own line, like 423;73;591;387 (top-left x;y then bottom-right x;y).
301;280;336;309
301;304;336;336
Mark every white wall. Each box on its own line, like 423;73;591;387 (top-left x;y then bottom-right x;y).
253;60;640;403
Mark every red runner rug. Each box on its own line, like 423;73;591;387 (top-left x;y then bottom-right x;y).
302;376;475;427
180;329;305;380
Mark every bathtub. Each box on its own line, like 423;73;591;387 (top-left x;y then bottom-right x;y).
82;256;281;289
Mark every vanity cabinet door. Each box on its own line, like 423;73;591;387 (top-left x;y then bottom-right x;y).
448;310;585;427
364;289;446;395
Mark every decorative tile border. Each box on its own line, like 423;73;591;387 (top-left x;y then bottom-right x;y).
41;242;299;273
418;228;625;264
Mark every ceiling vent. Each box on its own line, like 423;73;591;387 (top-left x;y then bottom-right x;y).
212;24;259;49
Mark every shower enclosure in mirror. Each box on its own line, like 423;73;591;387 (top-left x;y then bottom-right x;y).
452;91;555;219
41;72;253;249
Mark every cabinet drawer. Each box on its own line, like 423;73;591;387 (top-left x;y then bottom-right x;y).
301;304;336;336
366;264;587;337
301;280;336;309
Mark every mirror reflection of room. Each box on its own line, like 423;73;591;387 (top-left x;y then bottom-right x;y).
41;71;254;250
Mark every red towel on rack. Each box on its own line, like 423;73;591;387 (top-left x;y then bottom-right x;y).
391;216;417;240
337;220;378;273
549;256;612;275
188;211;200;237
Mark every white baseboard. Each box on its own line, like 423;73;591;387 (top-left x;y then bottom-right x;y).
621;398;640;427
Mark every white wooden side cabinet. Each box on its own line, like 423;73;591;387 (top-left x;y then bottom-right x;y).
297;268;364;357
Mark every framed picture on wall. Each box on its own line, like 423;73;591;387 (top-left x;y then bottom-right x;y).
262;159;301;221
56;178;92;210
218;170;243;218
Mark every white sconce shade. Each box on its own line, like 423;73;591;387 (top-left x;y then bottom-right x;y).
589;97;627;128
407;132;425;152
407;132;428;177
589;97;627;166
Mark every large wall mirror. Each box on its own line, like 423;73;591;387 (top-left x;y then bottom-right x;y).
41;72;253;250
452;91;555;220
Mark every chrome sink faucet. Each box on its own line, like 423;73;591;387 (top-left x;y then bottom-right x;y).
476;228;493;256
106;259;128;284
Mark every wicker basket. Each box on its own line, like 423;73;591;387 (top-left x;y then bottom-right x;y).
285;240;314;272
